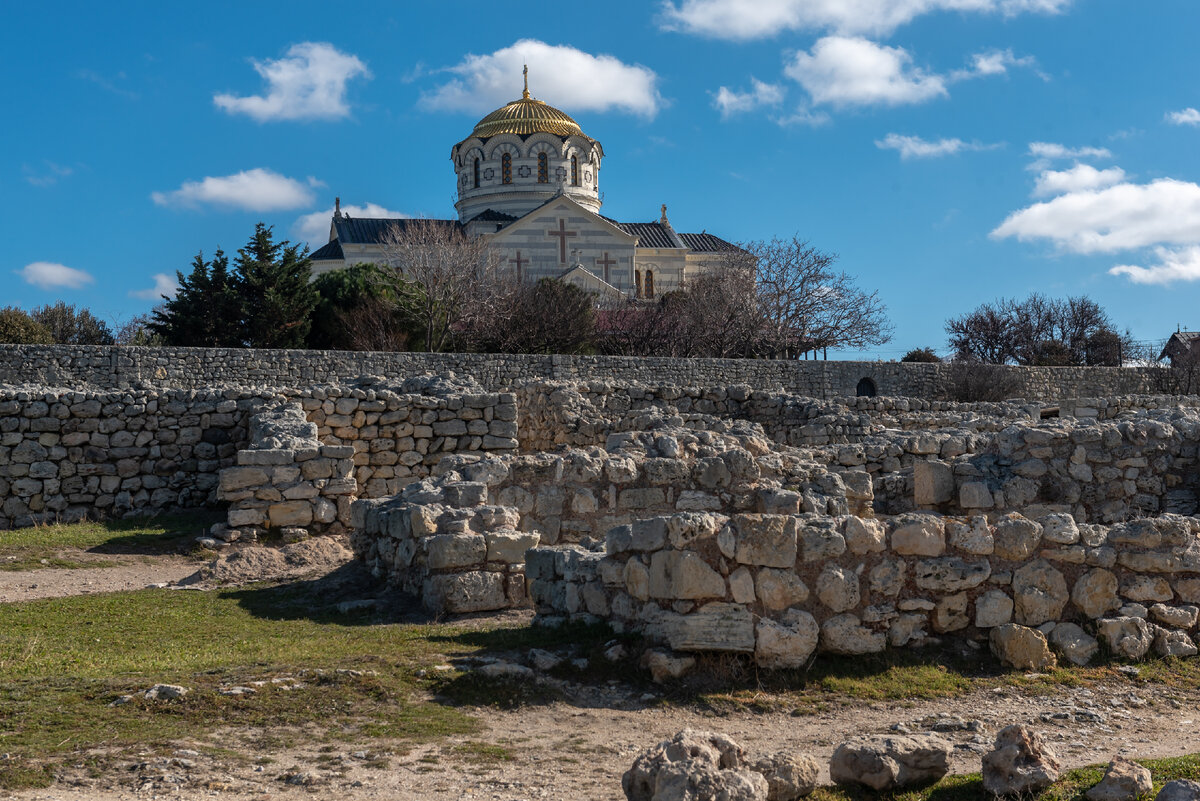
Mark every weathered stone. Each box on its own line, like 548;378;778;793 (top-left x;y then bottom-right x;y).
798;518;847;562
982;725;1061;796
1039;513;1080;545
728;566;756;604
649;551;726;600
946;516;994;555
267;500;313;528
666;604;756;653
959;481;994;509
622;729;753;801
820;614;886;654
990;624;1056;670
888;613;928;647
1085;757;1152;801
890;514;945;556
913;460;954;506
1012;560;1069;626
933;592;969;633
816;565;860;613
755;569;809;610
1073;569;1121;619
869;560;905;598
993;514;1043;561
975;590;1014;628
1156;780;1200;801
755;610;819;669
752;752;819;801
913;557;991;593
625;560;651;601
843;516;886;554
1154;629;1199;658
1150;603;1199;629
641;649;696;684
1096;616;1155;660
1049;622;1099;666
425;533;486;569
423;571;506;613
734;515;797;568
828;734;951;791
1122;575;1174;603
485;531;540;564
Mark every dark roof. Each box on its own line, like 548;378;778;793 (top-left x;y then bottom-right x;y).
603;219;683;249
678;232;741;253
334;217;460;245
1159;331;1200;361
469;209;518;223
309;239;344;261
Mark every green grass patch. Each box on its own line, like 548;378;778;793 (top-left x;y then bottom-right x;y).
0;514;216;570
449;740;515;763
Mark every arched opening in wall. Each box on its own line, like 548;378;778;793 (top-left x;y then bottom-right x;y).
571;155;579;186
501;153;513;184
537;153;549;183
856;377;877;397
473;158;480;188
635;270;643;298
645;270;655;298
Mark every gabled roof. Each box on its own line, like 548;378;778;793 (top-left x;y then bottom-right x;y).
602;218;684;249
310;239;344;261
678;232;741;253
1159;331;1200;361
334;217;460;245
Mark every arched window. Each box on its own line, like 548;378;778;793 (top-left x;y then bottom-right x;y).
571;155;579;186
635;270;643;299
537;153;548;183
501;153;512;184
473;158;480;188
856;378;877;397
645;270;655;299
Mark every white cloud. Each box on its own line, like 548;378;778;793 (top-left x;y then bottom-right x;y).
1109;246;1200;285
992;178;1200;254
1028;141;1112;161
23;161;73;187
292;202;410;245
130;273;179;301
713;79;784;118
951;48;1040;80
1032;163;1126;196
214;42;369;122
1167;107;1200;127
421;39;662;118
658;0;1072;39
152;168;317;212
784;37;947;108
17;262;94;290
876;133;1000;158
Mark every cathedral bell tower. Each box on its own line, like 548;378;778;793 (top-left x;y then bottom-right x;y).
449;68;604;222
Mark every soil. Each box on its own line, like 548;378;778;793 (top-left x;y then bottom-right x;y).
6;548;1200;800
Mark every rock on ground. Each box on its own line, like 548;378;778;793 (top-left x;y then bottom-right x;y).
982;725;1062;796
183;536;354;586
828;734;950;791
990;623;1057;670
753;752;819;801
1157;780;1200;801
1085;757;1153;801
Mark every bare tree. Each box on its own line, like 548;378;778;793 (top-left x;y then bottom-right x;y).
335;296;415;352
739;237;892;358
671;263;761;358
379;220;505;352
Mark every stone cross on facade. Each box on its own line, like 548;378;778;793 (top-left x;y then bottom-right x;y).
595;251;617;284
546;218;577;264
509;250;528;281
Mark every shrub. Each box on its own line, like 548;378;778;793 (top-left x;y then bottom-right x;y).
0;307;53;345
901;347;940;363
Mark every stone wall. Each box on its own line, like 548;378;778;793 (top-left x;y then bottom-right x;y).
0;344;1180;402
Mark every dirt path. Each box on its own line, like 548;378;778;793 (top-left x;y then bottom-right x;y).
0;556;200;603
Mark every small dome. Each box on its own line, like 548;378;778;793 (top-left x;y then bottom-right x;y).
469;95;589;140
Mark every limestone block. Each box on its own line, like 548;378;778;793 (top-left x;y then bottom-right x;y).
913;557;991;593
733;514;797;568
228;507;265;528
1096;616;1155;659
1150;603;1199;629
975;590;1014;628
1178;578;1200;605
649;551;726;600
829;734;950;791
982;725;1061;796
443;482;487;507
798;518;847;562
1073;568;1120;619
238;449;294;466
423;571;506;613
755;569;809;610
1086;758;1152;801
933;592;970;633
1121;575;1174;603
619;488;666;510
1012;560;1069;626
1154;629;1199;658
753;751;819;801
913;460;954;506
485;531;540;564
1049;622;1098;666
666;603;755;653
820;613;886;654
993;514;1043;561
890;514;945;556
625;560;650;601
267;500;312;528
728;566;756;604
1039;513;1080;545
425;533;486;569
959;482;994;509
816;565;860;613
756;488;801;515
990;624;1056;670
676;490;722;511
869;560;905;598
219;466;268;493
755;610;820;669
889;613;928;647
843;516;886;554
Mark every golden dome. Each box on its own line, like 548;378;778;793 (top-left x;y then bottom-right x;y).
467;67;590;140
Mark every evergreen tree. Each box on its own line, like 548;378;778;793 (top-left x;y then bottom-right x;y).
0;307;54;344
30;302;115;345
235;223;318;348
149;249;241;346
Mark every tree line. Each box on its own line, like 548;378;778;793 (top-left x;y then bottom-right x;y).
1;222;894;358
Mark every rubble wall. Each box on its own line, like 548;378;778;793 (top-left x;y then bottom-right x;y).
0;344;1181;401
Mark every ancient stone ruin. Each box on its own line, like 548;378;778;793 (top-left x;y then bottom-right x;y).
3;346;1200;672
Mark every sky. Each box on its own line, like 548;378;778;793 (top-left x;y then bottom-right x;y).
4;0;1200;358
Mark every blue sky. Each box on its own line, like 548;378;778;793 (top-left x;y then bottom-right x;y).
5;0;1200;358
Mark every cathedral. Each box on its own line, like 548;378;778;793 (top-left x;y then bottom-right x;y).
310;70;738;300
